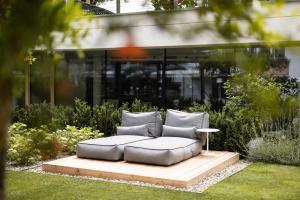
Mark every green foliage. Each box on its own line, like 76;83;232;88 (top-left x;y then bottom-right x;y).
149;0;285;44
11;93;298;157
0;0;88;78
55;126;103;154
12;98;165;137
274;76;300;97
205;73;300;156
13;102;71;131
224;73;282;120
7;123;102;165
248;138;300;166
24;51;37;65
92;102;129;137
50;105;74;131
151;0;197;10
7;123;62;165
91;99;163;137
224;73;299;133
187;102;259;154
72;98;93;128
131;99;158;112
13;102;52;128
186;102;210;113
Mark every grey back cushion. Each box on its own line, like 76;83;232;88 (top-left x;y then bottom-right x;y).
117;124;149;136
165;109;209;145
162;125;197;139
121;110;163;137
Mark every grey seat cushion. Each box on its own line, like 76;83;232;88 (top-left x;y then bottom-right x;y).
121;110;163;137
124;137;202;166
117;124;149;136
77;135;151;161
165;109;209;145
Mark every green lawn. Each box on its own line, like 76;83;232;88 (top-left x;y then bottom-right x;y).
6;163;300;200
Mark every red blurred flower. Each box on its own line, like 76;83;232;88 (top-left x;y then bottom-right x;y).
113;42;148;60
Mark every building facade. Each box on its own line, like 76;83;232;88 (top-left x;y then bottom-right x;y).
13;1;300;109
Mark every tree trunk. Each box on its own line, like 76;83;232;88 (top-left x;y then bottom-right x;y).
0;77;12;200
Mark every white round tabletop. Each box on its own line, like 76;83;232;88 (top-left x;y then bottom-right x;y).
196;128;220;133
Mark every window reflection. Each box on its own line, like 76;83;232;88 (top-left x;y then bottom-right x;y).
30;53;51;104
56;52;104;106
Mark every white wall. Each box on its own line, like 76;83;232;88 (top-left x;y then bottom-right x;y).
52;2;300;50
97;0;154;13
286;47;300;79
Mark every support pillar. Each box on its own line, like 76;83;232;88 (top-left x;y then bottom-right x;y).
25;64;30;108
50;62;55;107
116;0;120;14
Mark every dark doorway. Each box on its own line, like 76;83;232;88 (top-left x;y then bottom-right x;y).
115;61;163;106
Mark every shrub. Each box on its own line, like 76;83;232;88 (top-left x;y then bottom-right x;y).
131;99;158;112
7;123;103;165
224;73;282;121
92;102;128;137
91;99;165;137
7;123;62;165
186;102;210;113
187;102;260;154
7;123;37;165
274;76;300;97
55;125;103;154
50;105;74;131
12;102;52;128
72;98;93;128
248;138;300;166
131;98;166;123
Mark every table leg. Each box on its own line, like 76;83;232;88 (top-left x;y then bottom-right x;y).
207;132;209;152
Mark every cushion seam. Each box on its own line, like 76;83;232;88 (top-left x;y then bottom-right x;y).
78;138;152;147
125;140;200;151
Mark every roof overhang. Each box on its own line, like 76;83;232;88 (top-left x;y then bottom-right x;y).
52;2;300;51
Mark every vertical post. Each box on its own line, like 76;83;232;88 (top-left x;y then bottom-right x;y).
200;67;205;103
115;63;121;102
50;61;55;107
162;48;167;109
104;50;108;101
206;132;209;152
173;0;178;9
116;0;120;14
156;63;160;105
25;64;30;108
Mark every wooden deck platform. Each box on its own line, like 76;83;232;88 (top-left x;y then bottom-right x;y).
42;151;239;188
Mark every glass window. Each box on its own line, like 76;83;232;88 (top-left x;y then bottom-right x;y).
12;67;25;108
106;49;164;107
55;51;104;106
30;53;51;104
166;48;234;109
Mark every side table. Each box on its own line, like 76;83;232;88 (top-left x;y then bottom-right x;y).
196;128;220;152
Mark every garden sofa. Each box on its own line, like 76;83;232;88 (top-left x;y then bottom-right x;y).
77;109;209;166
77;110;162;160
124;109;209;165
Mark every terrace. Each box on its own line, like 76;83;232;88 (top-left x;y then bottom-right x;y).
2;1;300;200
42;151;239;188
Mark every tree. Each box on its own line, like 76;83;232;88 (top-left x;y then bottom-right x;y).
0;0;88;199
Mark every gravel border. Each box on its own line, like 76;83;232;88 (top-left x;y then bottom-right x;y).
7;159;251;193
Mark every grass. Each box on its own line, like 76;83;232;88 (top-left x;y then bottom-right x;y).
6;162;300;200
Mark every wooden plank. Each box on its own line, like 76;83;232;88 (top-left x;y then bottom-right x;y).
42;161;187;187
42;151;239;188
185;153;239;186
